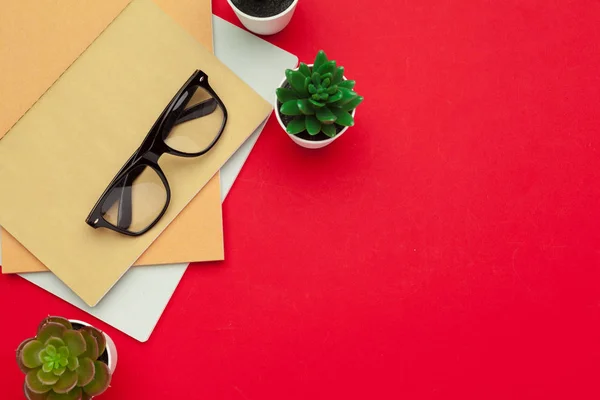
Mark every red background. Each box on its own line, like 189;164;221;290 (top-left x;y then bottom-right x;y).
2;0;600;398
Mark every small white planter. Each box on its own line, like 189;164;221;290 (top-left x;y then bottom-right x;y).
227;0;298;35
23;319;118;400
70;319;118;375
275;65;356;149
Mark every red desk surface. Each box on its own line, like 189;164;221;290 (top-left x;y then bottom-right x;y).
2;1;599;398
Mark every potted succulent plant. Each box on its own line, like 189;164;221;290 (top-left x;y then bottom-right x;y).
16;316;117;400
227;0;298;35
275;50;364;149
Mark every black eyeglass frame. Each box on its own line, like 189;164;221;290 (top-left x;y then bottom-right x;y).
85;69;227;236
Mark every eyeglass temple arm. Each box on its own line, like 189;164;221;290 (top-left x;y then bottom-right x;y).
107;98;219;229
173;98;218;125
116;174;135;229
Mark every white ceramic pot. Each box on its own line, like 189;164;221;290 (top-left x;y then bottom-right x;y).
24;319;118;400
70;319;118;374
227;0;298;35
274;65;356;149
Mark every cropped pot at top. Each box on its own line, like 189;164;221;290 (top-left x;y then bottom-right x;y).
85;70;227;236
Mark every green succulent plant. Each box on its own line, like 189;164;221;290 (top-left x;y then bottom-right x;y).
16;317;112;400
276;50;364;138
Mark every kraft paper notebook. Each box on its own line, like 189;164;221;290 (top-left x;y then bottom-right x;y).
1;0;230;273
0;15;299;342
0;0;272;306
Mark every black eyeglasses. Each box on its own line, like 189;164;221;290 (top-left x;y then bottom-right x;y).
86;70;227;236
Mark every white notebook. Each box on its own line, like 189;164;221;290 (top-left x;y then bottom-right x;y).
0;16;298;342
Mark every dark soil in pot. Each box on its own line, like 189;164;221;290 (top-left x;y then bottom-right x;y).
72;322;109;365
231;0;294;18
277;82;345;142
